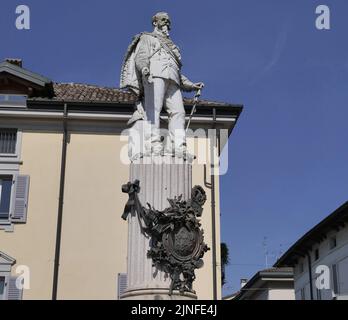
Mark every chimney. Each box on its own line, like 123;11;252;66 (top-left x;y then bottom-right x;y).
5;58;23;68
240;278;248;288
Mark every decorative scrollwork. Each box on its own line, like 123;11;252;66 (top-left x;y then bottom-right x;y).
122;180;209;295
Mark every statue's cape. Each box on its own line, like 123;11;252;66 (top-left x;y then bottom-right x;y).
120;32;182;97
120;33;143;96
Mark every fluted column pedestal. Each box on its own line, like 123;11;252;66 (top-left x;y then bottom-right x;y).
121;155;196;300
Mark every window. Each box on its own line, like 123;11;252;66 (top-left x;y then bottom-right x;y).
0;175;30;230
117;273;127;300
0;176;13;221
0;95;27;102
0;129;17;155
0;251;22;300
0;128;26;231
316;288;322;300
0;276;5;300
0;94;27;107
314;248;319;261
329;236;337;250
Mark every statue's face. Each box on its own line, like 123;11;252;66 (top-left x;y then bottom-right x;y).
154;14;171;36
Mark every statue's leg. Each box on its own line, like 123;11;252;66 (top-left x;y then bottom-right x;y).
128;121;142;160
165;81;186;155
143;77;166;154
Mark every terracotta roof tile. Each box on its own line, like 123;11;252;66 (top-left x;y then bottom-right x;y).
30;82;233;107
51;83;138;103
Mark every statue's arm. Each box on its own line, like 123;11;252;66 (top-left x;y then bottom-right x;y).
134;35;152;75
180;74;196;92
181;74;205;93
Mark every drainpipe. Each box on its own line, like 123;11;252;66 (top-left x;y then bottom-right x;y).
307;253;314;300
210;108;217;300
52;103;68;300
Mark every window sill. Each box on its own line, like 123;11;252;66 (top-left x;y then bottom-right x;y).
0;154;17;157
0;159;22;165
0;223;14;232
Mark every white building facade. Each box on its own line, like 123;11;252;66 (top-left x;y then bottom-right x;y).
275;201;348;300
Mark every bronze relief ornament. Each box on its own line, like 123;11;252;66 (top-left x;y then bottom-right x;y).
122;181;209;295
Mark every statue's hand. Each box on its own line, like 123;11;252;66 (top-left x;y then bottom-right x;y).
142;67;153;84
192;82;204;91
142;67;150;77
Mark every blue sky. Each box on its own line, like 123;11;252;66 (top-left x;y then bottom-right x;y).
1;0;348;296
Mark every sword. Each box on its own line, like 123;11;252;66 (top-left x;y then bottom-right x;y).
185;86;202;132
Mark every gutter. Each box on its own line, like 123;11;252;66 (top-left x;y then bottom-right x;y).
203;108;218;300
211;107;218;300
0;109;237;127
52;103;68;300
204;106;242;300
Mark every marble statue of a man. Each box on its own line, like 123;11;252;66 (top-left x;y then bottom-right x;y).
120;12;203;158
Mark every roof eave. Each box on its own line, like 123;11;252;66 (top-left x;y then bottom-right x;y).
0;62;52;87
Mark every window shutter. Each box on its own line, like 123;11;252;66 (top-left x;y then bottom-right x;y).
117;273;127;300
11;175;30;223
7;276;23;300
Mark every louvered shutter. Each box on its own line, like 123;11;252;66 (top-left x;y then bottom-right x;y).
11;175;30;223
7;276;23;300
117;273;127;299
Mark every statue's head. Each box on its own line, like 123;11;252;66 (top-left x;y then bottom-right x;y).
152;12;171;36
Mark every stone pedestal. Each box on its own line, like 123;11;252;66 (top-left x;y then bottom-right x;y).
121;155;196;300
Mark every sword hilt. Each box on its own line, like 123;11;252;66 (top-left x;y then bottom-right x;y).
194;88;202;101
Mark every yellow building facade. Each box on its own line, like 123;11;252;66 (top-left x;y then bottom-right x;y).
0;59;241;300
